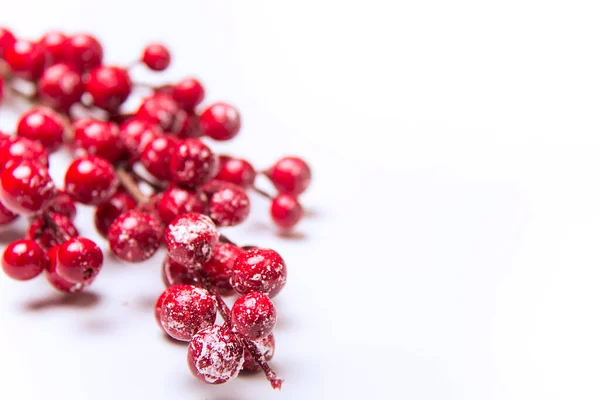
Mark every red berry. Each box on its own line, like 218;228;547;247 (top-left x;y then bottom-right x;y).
159;285;216;341
73;118;122;162
162;256;196;287
270;193;303;229
0;136;49;173
216;156;256;188
4;39;46;80
172;78;205;113
37;63;84;111
119;118;161;160
108;210;162;262
242;333;275;372
198;243;243;295
0;161;55;216
39;31;67;64
140;135;178;181
2;239;46;281
47;191;77;220
187;325;244;384
27;213;78;251
141;43;171;71
56;237;103;284
165;213;219;268
231;292;277;340
0;76;3;103
154;288;170;325
157;186;207;225
231;248;287;297
0;27;16;58
16;107;65;152
64;156;118;205
85;65;132;113
62;34;103;72
266;156;311;196
199;102;241;141
0;199;18;225
94;192;137;238
208;184;250;227
169;139;218;188
136;93;185;132
175;112;201;138
46;245;84;293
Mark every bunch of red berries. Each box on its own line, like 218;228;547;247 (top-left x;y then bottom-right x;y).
0;27;312;389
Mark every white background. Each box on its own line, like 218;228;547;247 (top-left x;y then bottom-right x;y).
1;1;600;399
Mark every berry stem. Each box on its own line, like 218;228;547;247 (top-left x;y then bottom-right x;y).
42;213;70;243
130;169;166;192
252;186;273;200
196;273;283;389
115;168;150;204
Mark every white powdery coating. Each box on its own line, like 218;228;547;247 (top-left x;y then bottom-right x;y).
189;326;244;384
166;214;218;263
161;286;215;340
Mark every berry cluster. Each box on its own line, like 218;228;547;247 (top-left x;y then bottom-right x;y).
0;27;312;389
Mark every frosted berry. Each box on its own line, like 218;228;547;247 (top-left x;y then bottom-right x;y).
216;156;256;188
56;237;103;284
140;135;178;181
173;78;205;112
0;27;16;58
62;34;103;72
73;118;122;162
201;243;244;295
16;107;65;152
45;245;84;293
266;156;311;196
64;156;118;205
94;192;136;238
141;43;171;71
119;118;161;160
242;333;275;372
0;161;55;216
159;285;216;341
157;186;207;225
27;213;78;250
231;292;277;340
169;139;218;188
231;248;287;297
108;210;162;262
2;239;47;281
4;39;46;80
0;136;49;172
38;63;84;111
208;184;250;227
165;213;219;268
136;93;185;132
162;256;196;287
187;325;244;384
39;31;67;64
270;194;303;230
85;65;132;112
199;102;241;141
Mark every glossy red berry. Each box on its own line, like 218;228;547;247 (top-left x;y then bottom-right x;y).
16;107;65;152
64;156;118;205
271;193;303;230
216;156;256;188
39;31;67;64
169;139;218;188
157;186;207;225
140;135;178;181
62;34;103;72
0;27;16;58
141;43;171;71
85;65;132;112
45;245;84;293
159;285;216;341
47;191;77;220
165;213;219;268
27;213;78;250
119;118;161;160
172;78;205;113
94;192;136;238
187;325;244;384
136;93;185;132
199;102;241;141
0;161;55;216
242;333;275;372
0;199;18;225
208;184;250;227
266;156;312;196
108;210;162;262
231;248;287;297
37;63;84;111
231;292;277;340
4;39;46;80
0;136;49;172
56;237;103;284
2;239;47;281
73;118;122;162
198;243;243;295
162;256;196;287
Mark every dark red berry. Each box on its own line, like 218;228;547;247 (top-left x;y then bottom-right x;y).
0;27;16;58
62;34;103;72
94;192;136;238
266;156;311;196
16;107;65;152
216;156;256;188
187;325;244;384
270;193;303;230
242;333;275;372
169;139;218;188
0;199;18;225
141;43;171;71
37;63;84;111
64;156;118;205
157;186;207;225
73;118;122;162
173;78;205;113
231;292;277;340
175;113;201;138
46;245;84;293
27;213;78;250
136;93;185;132
2;239;46;281
209;184;250;227
108;210;162;262
47;191;77;220
231;248;287;297
165;213;219;268
199;102;241;141
0;136;49;173
162;256;196;287
56;237;103;284
140;135;177;181
39;31;67;64
0;161;55;216
4;39;46;80
85;65;132;112
119;118;161;160
159;285;216;341
202;243;244;295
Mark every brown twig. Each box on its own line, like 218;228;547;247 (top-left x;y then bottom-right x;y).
116;168;150;204
252;186;273;200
